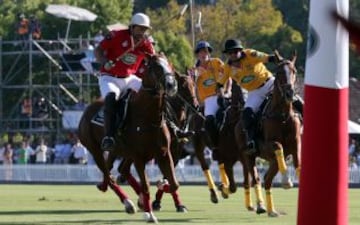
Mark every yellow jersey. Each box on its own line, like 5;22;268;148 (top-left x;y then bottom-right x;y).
218;49;273;91
195;58;224;103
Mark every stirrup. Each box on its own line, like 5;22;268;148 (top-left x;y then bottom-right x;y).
101;136;115;151
245;140;256;155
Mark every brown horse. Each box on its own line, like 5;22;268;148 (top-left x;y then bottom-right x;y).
109;72;199;212
218;82;267;214
235;51;302;217
78;54;179;223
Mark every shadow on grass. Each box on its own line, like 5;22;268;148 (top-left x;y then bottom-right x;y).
0;209;121;215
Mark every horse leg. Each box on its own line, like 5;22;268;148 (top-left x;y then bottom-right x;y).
249;163;266;214
224;161;237;194
273;142;287;174
134;160;158;223
218;162;230;199
194;136;219;203
241;158;254;211
118;158;144;211
264;161;281;217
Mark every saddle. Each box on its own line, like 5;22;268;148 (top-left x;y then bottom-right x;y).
91;90;133;132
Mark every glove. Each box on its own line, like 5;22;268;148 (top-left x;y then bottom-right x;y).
104;60;114;71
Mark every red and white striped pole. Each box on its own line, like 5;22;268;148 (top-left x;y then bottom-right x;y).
298;1;349;225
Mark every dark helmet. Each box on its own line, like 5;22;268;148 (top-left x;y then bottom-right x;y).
222;39;244;53
195;41;213;54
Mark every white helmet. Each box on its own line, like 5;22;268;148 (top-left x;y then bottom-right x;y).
130;13;151;29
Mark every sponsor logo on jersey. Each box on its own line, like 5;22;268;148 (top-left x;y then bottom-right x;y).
203;78;216;86
241;75;255;83
121;53;137;65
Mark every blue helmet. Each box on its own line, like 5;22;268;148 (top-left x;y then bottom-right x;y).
195;41;213;54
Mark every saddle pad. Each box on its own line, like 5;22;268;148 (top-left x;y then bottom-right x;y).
91;106;104;126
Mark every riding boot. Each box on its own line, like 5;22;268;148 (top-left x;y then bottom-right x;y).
101;92;117;151
204;115;218;149
242;107;256;155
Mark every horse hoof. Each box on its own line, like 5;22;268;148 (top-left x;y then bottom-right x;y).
176;205;188;213
210;189;219;204
96;182;108;192
256;204;267;214
144;212;158;223
281;173;293;189
123;199;137;214
152;200;161;211
247;206;255;211
268;211;280;217
217;183;229;199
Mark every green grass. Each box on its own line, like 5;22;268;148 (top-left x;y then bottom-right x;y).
0;185;359;225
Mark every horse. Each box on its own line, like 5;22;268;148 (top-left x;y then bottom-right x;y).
108;71;199;213
78;54;179;223
234;50;302;217
188;92;233;204
218;82;267;214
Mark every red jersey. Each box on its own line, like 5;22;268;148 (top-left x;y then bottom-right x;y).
135;60;146;78
99;29;155;77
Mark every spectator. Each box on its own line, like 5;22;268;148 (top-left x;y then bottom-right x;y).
349;139;357;157
34;139;47;164
93;30;104;47
29;14;41;40
70;138;88;164
80;41;95;73
3;143;13;180
16;141;32;164
0;143;4;165
15;13;29;42
33;97;48;119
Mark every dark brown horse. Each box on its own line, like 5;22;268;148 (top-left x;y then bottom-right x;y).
235;51;302;217
218;82;267;214
78;54;179;223
189;94;233;203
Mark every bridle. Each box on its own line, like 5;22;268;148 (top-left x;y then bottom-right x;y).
274;59;297;103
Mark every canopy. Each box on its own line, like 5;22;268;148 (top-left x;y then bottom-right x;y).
349;120;360;134
45;4;97;41
45;4;97;21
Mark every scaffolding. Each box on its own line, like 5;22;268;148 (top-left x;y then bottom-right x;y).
0;36;99;140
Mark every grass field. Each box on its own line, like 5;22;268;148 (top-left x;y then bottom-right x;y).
0;184;359;225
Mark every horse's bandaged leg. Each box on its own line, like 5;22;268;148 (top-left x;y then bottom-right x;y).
218;163;229;186
218;163;229;194
109;182;129;202
265;189;275;213
244;188;253;209
254;183;264;204
171;190;181;206
274;149;287;174
204;169;216;190
127;174;141;195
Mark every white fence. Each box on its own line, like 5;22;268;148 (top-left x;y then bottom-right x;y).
0;163;359;185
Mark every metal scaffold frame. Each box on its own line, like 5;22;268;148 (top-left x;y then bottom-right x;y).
0;36;99;139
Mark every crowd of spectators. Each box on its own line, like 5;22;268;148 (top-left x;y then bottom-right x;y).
0;134;93;167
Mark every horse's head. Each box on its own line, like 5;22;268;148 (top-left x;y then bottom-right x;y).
142;54;178;97
273;50;297;103
175;71;199;109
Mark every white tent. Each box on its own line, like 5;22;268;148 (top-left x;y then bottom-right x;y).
349;120;360;134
